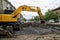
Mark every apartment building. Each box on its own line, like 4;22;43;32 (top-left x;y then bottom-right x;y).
0;0;15;13
52;7;60;22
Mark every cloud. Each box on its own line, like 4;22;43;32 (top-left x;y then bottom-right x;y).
21;11;39;19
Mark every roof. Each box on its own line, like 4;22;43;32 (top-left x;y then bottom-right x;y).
4;0;16;9
52;7;60;11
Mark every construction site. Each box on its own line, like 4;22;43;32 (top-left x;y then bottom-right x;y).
0;0;60;40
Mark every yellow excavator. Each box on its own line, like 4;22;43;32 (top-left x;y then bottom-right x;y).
0;5;44;37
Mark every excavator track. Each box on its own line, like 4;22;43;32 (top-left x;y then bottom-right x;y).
0;25;15;37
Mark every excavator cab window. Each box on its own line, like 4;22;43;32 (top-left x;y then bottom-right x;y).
4;10;14;14
0;10;14;14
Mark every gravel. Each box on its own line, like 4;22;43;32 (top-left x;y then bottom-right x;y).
0;23;60;40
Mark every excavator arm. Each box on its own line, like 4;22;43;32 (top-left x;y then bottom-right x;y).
0;5;44;22
12;5;44;20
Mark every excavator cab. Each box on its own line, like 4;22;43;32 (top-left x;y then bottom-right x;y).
4;10;14;14
0;10;14;14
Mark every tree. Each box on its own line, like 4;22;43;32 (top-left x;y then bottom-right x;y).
34;16;40;21
44;10;58;21
29;16;40;21
23;18;26;21
30;19;34;21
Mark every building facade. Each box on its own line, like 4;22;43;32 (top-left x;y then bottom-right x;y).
52;7;60;22
0;0;15;13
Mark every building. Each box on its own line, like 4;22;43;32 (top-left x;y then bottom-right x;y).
52;7;60;22
52;7;60;14
0;0;15;13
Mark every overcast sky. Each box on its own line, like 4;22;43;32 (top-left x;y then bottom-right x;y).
8;0;60;19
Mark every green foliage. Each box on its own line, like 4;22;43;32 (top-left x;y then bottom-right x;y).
34;16;40;21
30;19;34;21
23;18;26;21
44;10;58;21
30;16;40;21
